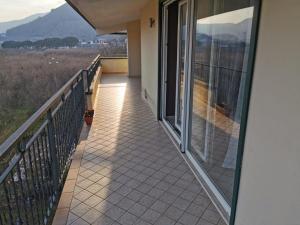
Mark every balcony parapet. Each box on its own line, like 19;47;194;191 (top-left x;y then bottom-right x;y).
101;56;128;75
85;56;128;111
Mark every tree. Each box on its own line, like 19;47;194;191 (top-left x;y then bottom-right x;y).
1;37;79;49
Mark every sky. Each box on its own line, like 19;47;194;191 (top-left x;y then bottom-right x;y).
0;0;65;22
197;7;254;25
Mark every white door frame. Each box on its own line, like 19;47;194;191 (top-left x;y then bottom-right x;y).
161;0;181;144
175;0;189;131
161;0;192;148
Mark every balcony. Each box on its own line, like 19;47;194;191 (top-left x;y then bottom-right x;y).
0;57;224;225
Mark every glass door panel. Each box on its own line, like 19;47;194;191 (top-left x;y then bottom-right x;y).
188;0;256;205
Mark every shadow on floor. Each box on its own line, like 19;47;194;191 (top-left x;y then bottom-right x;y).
62;75;225;225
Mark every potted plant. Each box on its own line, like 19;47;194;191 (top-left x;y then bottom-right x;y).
84;109;94;125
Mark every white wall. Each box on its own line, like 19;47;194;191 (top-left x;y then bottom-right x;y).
140;0;159;118
235;1;300;225
127;20;141;77
101;58;128;74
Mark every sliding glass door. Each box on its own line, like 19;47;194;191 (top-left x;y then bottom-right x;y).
187;0;256;207
160;0;259;219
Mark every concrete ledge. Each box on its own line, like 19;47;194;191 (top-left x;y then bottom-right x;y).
101;58;128;74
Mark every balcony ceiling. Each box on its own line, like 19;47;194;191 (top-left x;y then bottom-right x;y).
67;0;149;34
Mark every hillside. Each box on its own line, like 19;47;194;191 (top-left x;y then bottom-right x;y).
197;18;253;43
0;13;47;33
5;4;97;41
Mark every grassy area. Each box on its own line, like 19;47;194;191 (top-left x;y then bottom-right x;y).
0;108;34;144
0;48;101;145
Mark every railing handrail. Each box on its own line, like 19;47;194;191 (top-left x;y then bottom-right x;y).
86;54;101;70
0;54;101;157
194;62;246;73
100;56;128;60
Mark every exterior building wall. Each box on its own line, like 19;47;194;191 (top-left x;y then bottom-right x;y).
235;1;300;225
127;20;141;77
101;57;129;74
140;0;159;118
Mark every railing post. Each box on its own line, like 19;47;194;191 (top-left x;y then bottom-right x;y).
82;69;90;94
47;110;59;194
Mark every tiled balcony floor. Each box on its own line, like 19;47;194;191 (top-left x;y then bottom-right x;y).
53;75;225;225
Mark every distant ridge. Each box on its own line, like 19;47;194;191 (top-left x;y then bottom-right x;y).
197;18;253;43
0;13;47;33
5;4;97;41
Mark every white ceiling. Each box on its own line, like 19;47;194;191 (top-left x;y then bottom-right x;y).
68;0;149;34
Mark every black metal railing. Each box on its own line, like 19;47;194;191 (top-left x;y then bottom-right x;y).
0;55;101;225
193;62;246;120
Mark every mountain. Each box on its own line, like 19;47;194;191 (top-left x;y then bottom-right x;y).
196;18;253;43
5;4;97;41
0;13;47;33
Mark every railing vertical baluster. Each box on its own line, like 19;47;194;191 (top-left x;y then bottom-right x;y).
81;72;86;108
16;166;29;224
56;95;65;176
0;213;3;225
64;98;70;172
52;115;60;177
38;136;50;204
21;154;35;224
10;172;22;224
66;86;74;159
3;182;14;225
36;137;49;224
17;142;30;225
83;69;90;94
40;132;53;210
78;76;85;140
32;140;47;223
71;83;76;149
27;146;43;224
45;130;55;209
59;95;65;172
46;110;59;195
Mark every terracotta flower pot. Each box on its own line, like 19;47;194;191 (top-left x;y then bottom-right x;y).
84;110;94;126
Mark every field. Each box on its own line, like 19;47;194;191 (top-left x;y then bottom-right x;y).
0;47;122;144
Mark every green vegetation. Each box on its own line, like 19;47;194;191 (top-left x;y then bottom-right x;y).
0;48;99;145
0;108;34;144
1;37;79;49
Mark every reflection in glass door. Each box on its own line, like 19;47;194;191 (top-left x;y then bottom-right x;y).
175;1;188;131
160;0;259;220
186;0;257;209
